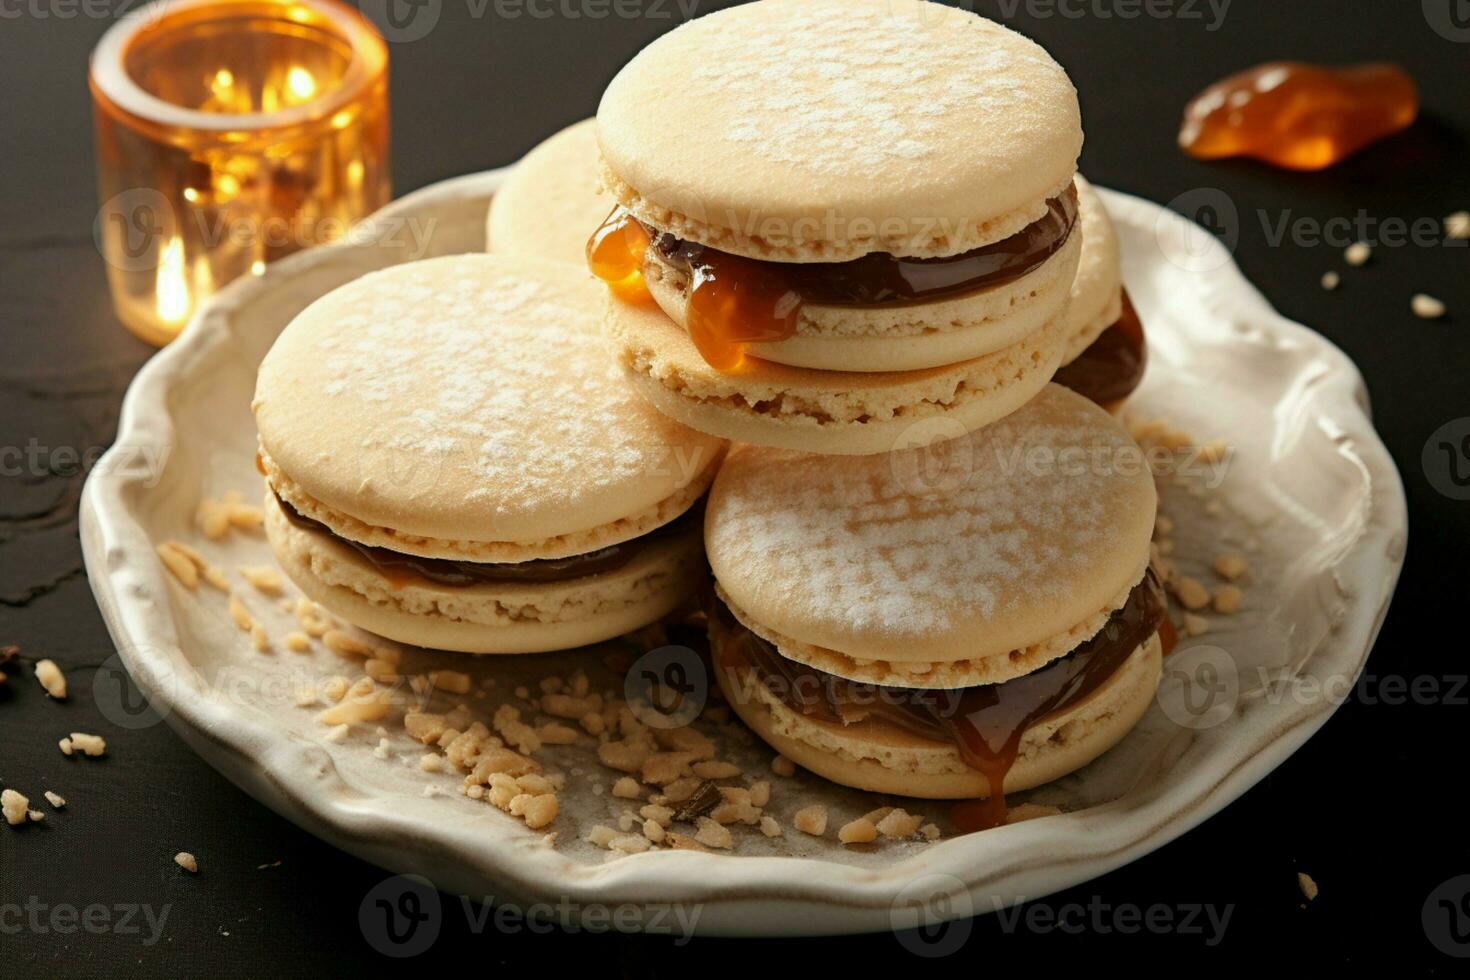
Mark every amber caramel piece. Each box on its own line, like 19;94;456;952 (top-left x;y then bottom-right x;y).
1179;62;1417;171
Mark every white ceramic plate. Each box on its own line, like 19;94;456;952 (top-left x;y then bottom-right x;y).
80;170;1407;937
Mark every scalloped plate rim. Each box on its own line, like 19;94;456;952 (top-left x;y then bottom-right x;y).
79;170;1407;936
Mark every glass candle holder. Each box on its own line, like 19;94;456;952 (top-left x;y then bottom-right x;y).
90;0;390;346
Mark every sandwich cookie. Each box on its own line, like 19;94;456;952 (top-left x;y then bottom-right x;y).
486;118;611;266
1053;175;1148;412
590;0;1084;454
255;254;726;654
704;385;1169;828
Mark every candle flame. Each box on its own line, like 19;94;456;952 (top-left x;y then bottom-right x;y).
156;236;190;325
287;67;317;101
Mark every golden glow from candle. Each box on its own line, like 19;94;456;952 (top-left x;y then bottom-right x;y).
287;66;316;101
91;0;391;345
156;236;190;325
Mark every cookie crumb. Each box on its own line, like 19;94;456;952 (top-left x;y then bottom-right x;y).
44;791;65;808
238;565;284;595
691;760;741;780
693;817;733;849
1212;552;1248;581
174;852;198;873
228;594;254;632
1173;576;1210;611
2;789;29;826
1298;871;1319;901
519;793;558;830
793;805;827;837
430;670;472;695
1212;585;1244;614
285;632;311;653
759;815;783;838
35;659;67;699
771;755;796;777
1411;293;1446;319
1446;211;1470;240
1005;803;1063;824
67;733;107;757
611;776;641;799
1344;241;1371;266
876;808;923;840
1320;271;1339;291
156;541;199;589
323;630;372;658
838;817;878;844
1182;613;1211;636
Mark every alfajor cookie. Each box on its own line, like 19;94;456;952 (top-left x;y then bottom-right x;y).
255;253;725;654
704;384;1167;825
589;0;1084;454
1053;175;1148;411
486;118;611;266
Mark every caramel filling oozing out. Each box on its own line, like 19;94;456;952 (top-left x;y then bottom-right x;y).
588;184;1080;371
712;568;1169;832
1053;288;1147;408
276;493;701;590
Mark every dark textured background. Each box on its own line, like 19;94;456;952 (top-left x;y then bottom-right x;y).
3;0;1469;974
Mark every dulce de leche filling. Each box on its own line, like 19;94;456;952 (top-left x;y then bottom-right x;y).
587;184;1081;371
275;494;702;590
712;568;1169;831
1053;288;1148;408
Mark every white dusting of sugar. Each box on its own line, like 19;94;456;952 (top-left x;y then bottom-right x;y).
709;392;1142;637
682;1;1061;177
282;257;700;517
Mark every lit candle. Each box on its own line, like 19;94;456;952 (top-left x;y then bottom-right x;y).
89;0;390;346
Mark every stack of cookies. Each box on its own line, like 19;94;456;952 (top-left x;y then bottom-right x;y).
259;0;1168;829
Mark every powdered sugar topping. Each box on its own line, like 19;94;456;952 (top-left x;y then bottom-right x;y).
261;256;716;525
708;389;1150;638
680;0;1062;175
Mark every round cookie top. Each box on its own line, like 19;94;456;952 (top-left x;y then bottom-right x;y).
706;384;1156;666
598;0;1082;261
487;118;612;266
255;254;725;549
1064;175;1124;359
